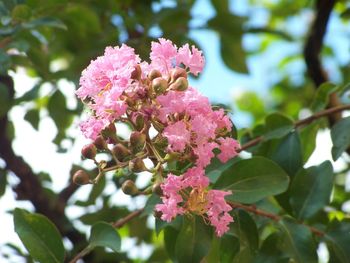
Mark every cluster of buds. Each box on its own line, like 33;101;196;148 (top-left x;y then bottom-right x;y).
74;39;240;236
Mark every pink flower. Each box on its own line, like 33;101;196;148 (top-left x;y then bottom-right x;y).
206;190;233;237
177;44;205;76
213;109;232;132
156;195;185;222
217;137;240;163
193;142;217;168
79;117;108;140
182;166;209;188
190;115;217;144
163;120;191;152
150;38;177;74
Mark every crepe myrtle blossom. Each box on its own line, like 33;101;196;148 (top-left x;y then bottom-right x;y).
76;38;240;236
155;167;233;237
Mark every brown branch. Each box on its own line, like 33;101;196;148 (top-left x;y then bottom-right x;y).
239;104;350;152
112;208;144;228
229;201;324;237
303;0;341;125
0;75;87;248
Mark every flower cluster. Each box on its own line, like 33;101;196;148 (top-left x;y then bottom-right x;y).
76;38;240;236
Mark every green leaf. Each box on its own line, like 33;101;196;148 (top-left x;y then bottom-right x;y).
253;233;289;263
89;222;121;253
290;161;333;220
325;221;350;263
271;131;302;176
311;82;339;112
299;122;319;162
220;235;240;262
208;14;248;73
331;116;350;160
279;217;317;263
141;194;161;217
214;157;289;203
24;109;40;130
210;0;229;12
164;226;180;261
47;90;73;144
22;17;67;30
174;216;212;263
264;113;294;140
231;210;259;253
13;208;65;263
206;157;240;184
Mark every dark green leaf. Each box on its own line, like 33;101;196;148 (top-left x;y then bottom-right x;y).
220;235;240;263
24;109;40;130
311;82;339;112
205;157;240;184
89;222;121;253
164;226;180;262
331;116;350;160
215;157;289;203
279;217;317;263
271;132;302;176
253;233;289;263
325;221;350;263
290;161;333;220
264;113;294;140
13;208;65;263
174;216;212;263
231;210;259;253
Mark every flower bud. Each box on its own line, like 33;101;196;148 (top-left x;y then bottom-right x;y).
94;135;108;150
81;144;97;159
148;69;162;80
169;77;188;91
121;180;139;195
101;123;117;144
112;144;131;162
170;68;187;82
152;182;163;196
152;77;168;95
135;114;145;131
73;170;90;185
130;64;141;80
130;131;146;154
128;158;147;173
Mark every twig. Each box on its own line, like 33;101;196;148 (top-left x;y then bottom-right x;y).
239;104;350;152
112;208;144;228
229;201;324;237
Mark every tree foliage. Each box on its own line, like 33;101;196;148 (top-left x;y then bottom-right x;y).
1;0;350;262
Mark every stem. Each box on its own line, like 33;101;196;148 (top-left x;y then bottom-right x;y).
68;246;93;263
239;104;350;153
228;201;324;237
112;208;144;228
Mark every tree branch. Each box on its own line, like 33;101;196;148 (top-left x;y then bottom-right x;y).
239;104;350;152
229;201;324;237
303;0;341;125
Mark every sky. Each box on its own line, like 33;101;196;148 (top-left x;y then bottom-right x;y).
1;0;350;261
